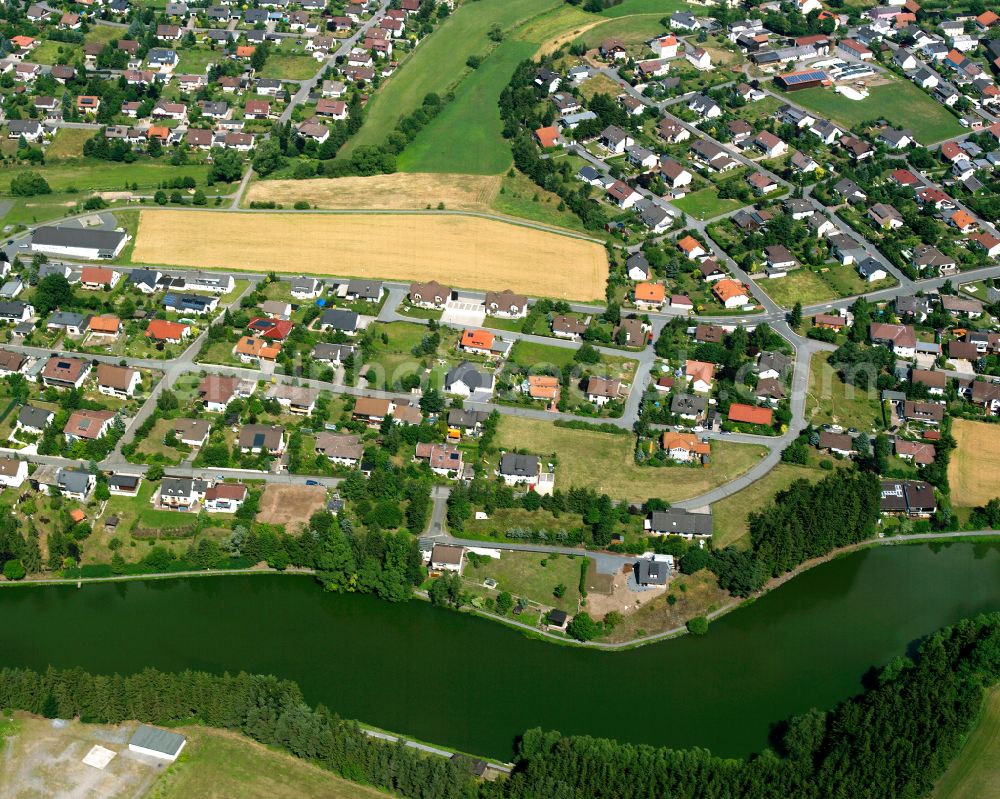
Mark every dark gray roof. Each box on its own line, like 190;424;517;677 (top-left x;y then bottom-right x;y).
671;393;707;415
128;269;161;287
445;362;492;392
857;257;884;278
311;342;354;361
636;558;669;585
33;226;126;252
346;279;382;300
161;477;197;497
319;308;359;331
448;408;489;428
129;725;186;756
17;405;53;429
47;311;90;328
56;468;91;494
500;452;539;478
649;509;712;536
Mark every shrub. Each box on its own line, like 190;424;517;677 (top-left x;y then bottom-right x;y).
687;615;709;635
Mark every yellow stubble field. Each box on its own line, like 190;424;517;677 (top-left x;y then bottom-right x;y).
132;209;609;301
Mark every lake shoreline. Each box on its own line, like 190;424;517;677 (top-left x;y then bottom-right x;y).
2;531;998;651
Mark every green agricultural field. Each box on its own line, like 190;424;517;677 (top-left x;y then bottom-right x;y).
0;160;212;195
345;0;558;157
783;79;963;145
806;351;882;432
495;416;767;502
399;37;537;173
932;687;1000;799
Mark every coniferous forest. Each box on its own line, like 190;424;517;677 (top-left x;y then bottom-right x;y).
1;612;999;799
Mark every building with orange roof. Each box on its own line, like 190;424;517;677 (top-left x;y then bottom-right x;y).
233;335;281;364
977;9;999;28
460;328;509;357
147;125;170;140
236;45;256;58
712;279;749;309
11;35;36;50
534;125;561;148
70;508;86;523
634;282;666;309
88;315;122;336
145;319;191;343
678;235;706;260
661;431;710;463
527;375;560;410
948;209;977;234
685;360;716;393
80;265;120;290
728;402;773;427
76;95;100;112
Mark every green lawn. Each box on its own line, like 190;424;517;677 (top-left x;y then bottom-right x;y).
176;48;222;75
931;687;1000;799
491;170;591;233
31;39;81;65
45;128;93;160
712;463;827;549
600;0;692;16
0;160;212;195
820;263;897;298
574;13;668;49
0;194;80;227
509;339;578;370
143;725;393;799
495;416;768;503
347;0;557;156
806;351;882;432
759;270;838;308
783;79;963;145
362;321;436;390
672;184;746;221
463;550;583;613
258;53;319;80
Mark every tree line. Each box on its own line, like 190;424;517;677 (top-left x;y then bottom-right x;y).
486;611;1000;799
710;470;882;596
2;612;998;799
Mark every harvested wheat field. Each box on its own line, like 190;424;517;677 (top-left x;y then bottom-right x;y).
255;484;328;531
245;173;502;212
948;419;1000;507
133;210;609;300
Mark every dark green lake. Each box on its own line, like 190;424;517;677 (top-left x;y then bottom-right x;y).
3;542;1000;760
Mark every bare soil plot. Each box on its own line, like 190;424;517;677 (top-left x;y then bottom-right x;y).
246;173;502;212
133;210;609;302
255;484;327;530
948;419;1000;508
0;716;161;799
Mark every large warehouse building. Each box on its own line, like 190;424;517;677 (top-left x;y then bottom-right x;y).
31;225;128;260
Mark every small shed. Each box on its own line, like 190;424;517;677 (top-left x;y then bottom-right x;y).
128;725;186;762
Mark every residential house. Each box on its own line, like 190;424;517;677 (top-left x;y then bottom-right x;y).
203;483;248;513
870;322;917;357
498;453;541;486
63;409;116;443
661;431;710;463
713;279;749;308
484;289;528;318
96;364;140;398
414;442;464;477
409;281;450;308
41;356;90;389
315;433;364;467
145;320;191;344
444;362;494;398
584;377;623;407
238;424;285;455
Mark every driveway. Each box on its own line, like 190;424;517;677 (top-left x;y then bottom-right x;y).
441;300;485;328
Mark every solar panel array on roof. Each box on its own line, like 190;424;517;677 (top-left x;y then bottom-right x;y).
782;70;827;84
